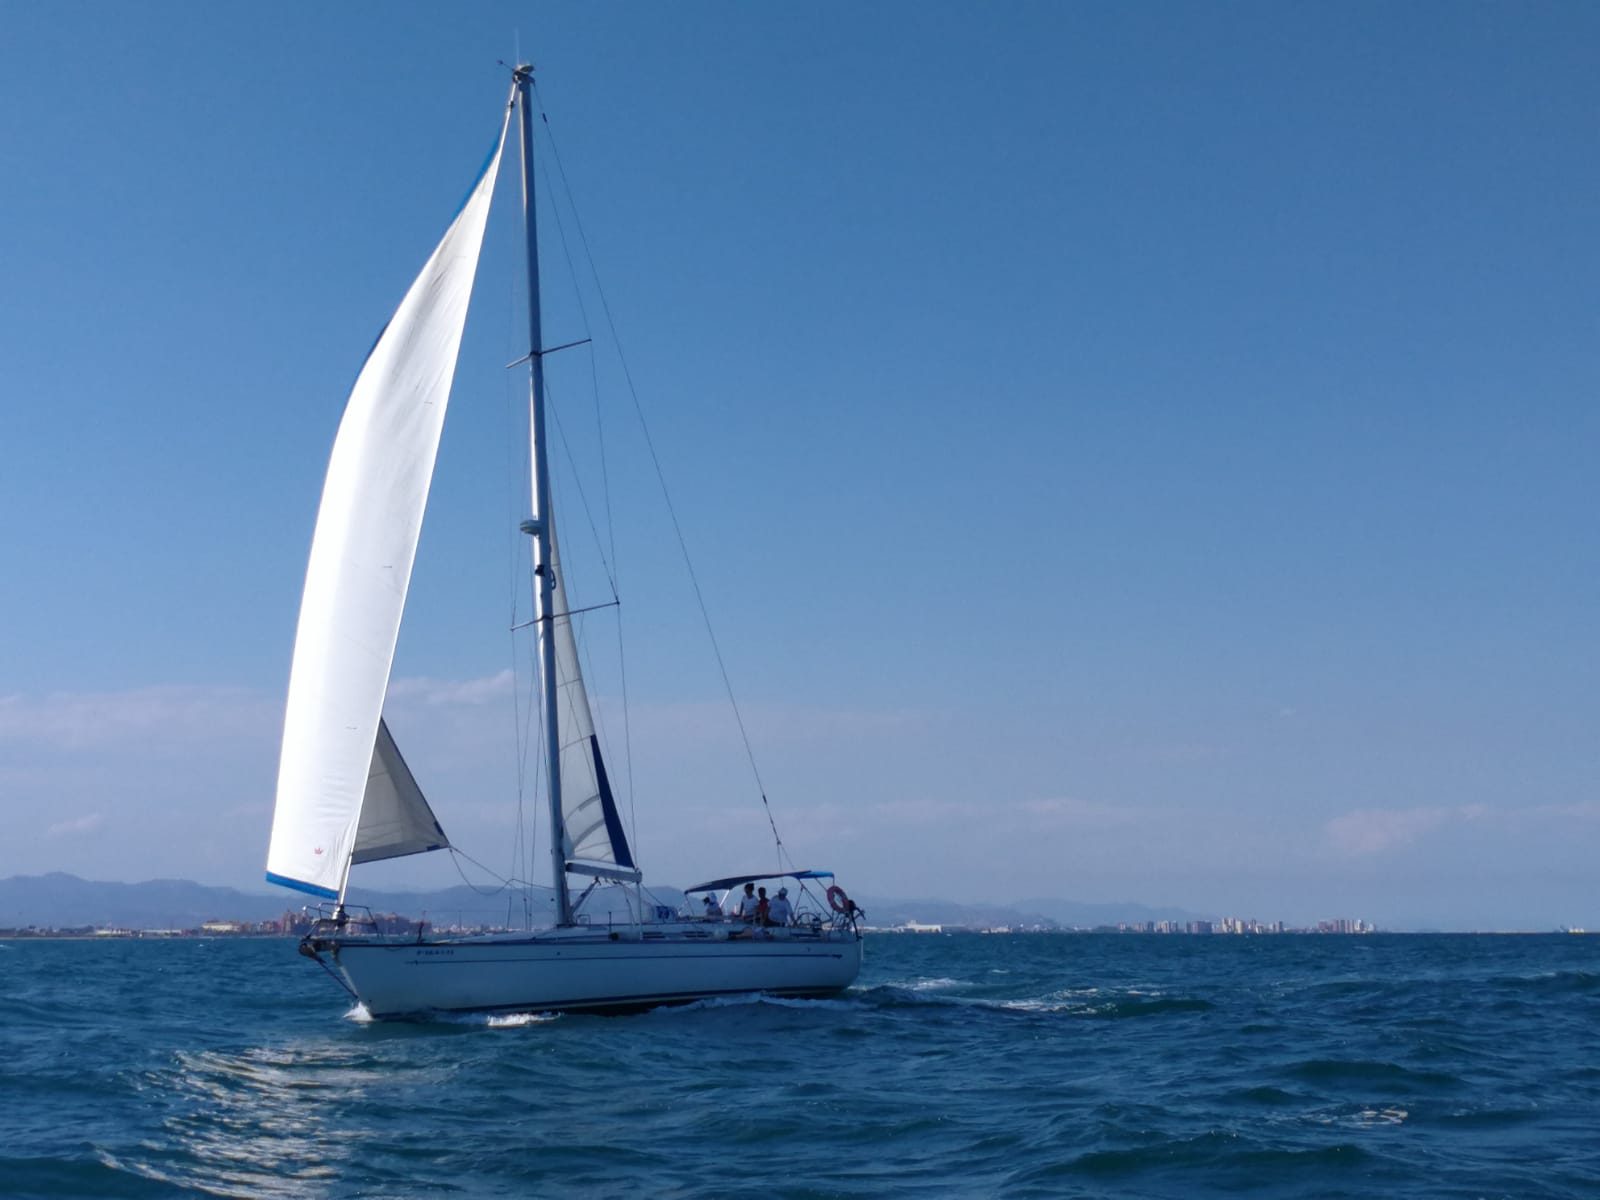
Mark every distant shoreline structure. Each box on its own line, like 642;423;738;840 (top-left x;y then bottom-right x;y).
5;919;1594;939
1;874;1590;936
867;917;1384;935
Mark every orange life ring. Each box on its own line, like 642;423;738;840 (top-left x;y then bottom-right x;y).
827;885;851;914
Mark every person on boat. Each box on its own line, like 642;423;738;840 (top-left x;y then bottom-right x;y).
756;886;771;927
734;882;758;922
701;893;723;919
767;887;793;927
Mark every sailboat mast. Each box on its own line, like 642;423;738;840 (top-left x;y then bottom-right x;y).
514;65;572;927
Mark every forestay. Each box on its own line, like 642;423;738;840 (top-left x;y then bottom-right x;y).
265;117;509;900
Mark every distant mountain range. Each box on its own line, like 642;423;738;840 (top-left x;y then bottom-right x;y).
0;873;562;930
0;873;1210;932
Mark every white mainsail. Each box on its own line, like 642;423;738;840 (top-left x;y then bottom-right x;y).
266;120;509;900
546;511;636;877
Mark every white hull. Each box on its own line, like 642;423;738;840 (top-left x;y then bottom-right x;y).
318;925;864;1018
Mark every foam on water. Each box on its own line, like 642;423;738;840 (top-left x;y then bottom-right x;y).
485;1011;561;1027
901;975;964;991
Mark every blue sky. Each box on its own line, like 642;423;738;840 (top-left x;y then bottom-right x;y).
2;3;1596;929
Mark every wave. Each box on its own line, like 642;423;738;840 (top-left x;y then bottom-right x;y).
1484;969;1600;995
897;975;965;991
1284;1058;1463;1088
660;992;862;1013
859;983;1213;1020
1427;1105;1543;1129
1310;1105;1410;1128
998;994;1215;1019
4;1152;175;1199
1015;1133;1372;1180
10;933;1596;1199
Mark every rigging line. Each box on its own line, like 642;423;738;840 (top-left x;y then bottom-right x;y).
448;847;516;897
529;85;638;846
510;598;620;630
501;607;553;927
509;625;535;909
544;388;633;832
449;846;550;925
615;593;640;861
542;460;624;793
532;117;635;851
505;336;592;367
506;240;551;920
509;376;545;922
527;574;547;915
532;82;787;866
503;232;534;900
545;381;618;596
559;598;631;862
528;100;620;577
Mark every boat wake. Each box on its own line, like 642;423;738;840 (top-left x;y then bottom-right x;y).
484;1011;562;1028
658;992;863;1014
865;981;1214;1020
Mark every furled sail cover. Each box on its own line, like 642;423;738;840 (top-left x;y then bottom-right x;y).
350;718;448;866
266;117;508;900
547;512;636;877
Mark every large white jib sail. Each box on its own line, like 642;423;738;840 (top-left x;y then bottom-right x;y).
266;120;509;900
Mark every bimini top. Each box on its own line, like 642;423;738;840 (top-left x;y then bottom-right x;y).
685;870;835;893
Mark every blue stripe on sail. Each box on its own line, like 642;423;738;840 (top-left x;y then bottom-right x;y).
450;128;506;220
590;735;635;869
265;871;340;900
356;317;392;372
347;122;503;383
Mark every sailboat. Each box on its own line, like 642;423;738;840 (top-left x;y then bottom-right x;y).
264;66;863;1018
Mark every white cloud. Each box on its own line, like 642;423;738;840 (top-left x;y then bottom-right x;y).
1527;801;1600;821
1153;742;1228;764
1015;795;1142;829
1323;804;1487;856
782;793;1140;835
0;685;274;751
386;670;514;707
46;812;104;837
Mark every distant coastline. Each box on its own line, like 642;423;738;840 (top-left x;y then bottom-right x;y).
2;872;1588;936
6;925;1595;941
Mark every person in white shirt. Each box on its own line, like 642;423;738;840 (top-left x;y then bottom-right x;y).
767;887;793;927
701;894;723;919
733;882;758;921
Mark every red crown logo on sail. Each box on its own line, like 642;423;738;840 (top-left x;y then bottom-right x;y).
313;847;324;855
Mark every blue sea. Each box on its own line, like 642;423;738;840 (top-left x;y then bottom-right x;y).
3;933;1597;1198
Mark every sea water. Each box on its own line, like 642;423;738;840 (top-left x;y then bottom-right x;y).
2;933;1597;1198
